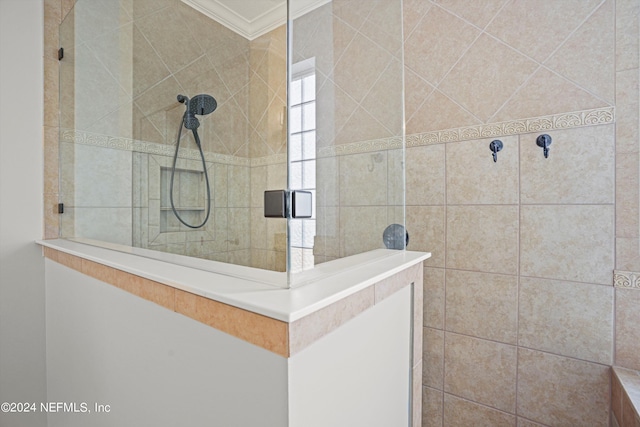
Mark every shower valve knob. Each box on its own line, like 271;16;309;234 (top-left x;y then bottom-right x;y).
536;134;552;158
489;140;503;163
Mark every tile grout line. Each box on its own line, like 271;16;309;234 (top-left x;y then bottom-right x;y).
515;133;522;420
441;137;448;427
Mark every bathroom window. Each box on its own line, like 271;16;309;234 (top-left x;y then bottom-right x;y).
289;59;316;267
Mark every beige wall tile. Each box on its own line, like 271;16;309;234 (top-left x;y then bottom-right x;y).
519;277;613;364
44;0;61;60
517;418;548;427
616;68;640;153
387;149;404;206
115;272;175;311
131;25;171;98
316;156;339;207
613;412;622;427
487;0;603;62
423;267;445;329
422;386;443;427
315;79;356;147
413;275;424;366
43;126;59;196
444;333;517;412
361;59;403;135
493;67;608;123
439;34;537;122
175;289;289;357
339;152;388;206
623;392;640;427
517;348;610;427
44;193;60;239
339;206;388;257
413;361;422;427
375;263;420;304
43;247;59;262
406;89;482;135
432;0;508;29
446;135;518;205
446;205;518;275
406;144;445;206
520;125;615;204
289;286;374;355
521;205;614;285
333;33;392;104
404;6;479;86
334;105;392;145
404;67;435;125
617;152;639;238
616;0;640;71
544;0;615;104
445;269;517;344
360;1;403;58
44;57;59;128
616;288;640;370
443;394;516;427
58;251;82;272
81;259;117;285
613;370;624;425
423;327;444;390
227;165;250;208
406;206;445;267
616;238;640;271
315;206;339;258
135;7;203;73
61;0;76;21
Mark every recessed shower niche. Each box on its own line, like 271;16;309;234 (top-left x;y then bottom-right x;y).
159;167;206;233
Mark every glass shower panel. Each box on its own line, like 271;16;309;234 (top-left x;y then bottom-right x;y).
59;0;288;273
288;0;406;277
59;0;135;246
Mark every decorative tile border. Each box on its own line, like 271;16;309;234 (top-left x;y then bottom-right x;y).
316;106;615;157
61;129;288;167
61;129;251;167
249;152;287;167
614;270;640;290
406;107;615;147
317;136;404;158
62;106;615;167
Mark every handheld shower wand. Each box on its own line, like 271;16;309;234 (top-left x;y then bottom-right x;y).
169;94;218;229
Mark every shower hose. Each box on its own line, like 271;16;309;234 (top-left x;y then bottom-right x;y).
169;113;211;229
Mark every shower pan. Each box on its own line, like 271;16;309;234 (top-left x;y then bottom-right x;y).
57;0;407;287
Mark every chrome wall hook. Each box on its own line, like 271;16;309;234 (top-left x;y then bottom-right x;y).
536;134;552;158
489;140;503;163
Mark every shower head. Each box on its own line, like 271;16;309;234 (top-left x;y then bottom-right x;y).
177;94;217;131
183;113;200;130
187;94;217;116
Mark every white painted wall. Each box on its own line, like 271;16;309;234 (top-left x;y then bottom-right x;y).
288;286;412;427
45;258;414;426
0;1;48;427
45;260;289;426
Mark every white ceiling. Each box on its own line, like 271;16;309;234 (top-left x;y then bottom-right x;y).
181;0;331;40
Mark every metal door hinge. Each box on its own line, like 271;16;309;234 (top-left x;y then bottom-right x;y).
264;190;312;219
57;203;64;214
58;47;64;61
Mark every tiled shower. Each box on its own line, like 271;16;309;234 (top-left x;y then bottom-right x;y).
401;0;639;425
42;0;640;426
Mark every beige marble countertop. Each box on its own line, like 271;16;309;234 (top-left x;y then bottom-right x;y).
37;239;429;323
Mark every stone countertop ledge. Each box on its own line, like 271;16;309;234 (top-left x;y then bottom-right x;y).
37;239;429;359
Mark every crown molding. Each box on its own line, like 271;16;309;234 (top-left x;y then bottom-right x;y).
182;0;330;40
